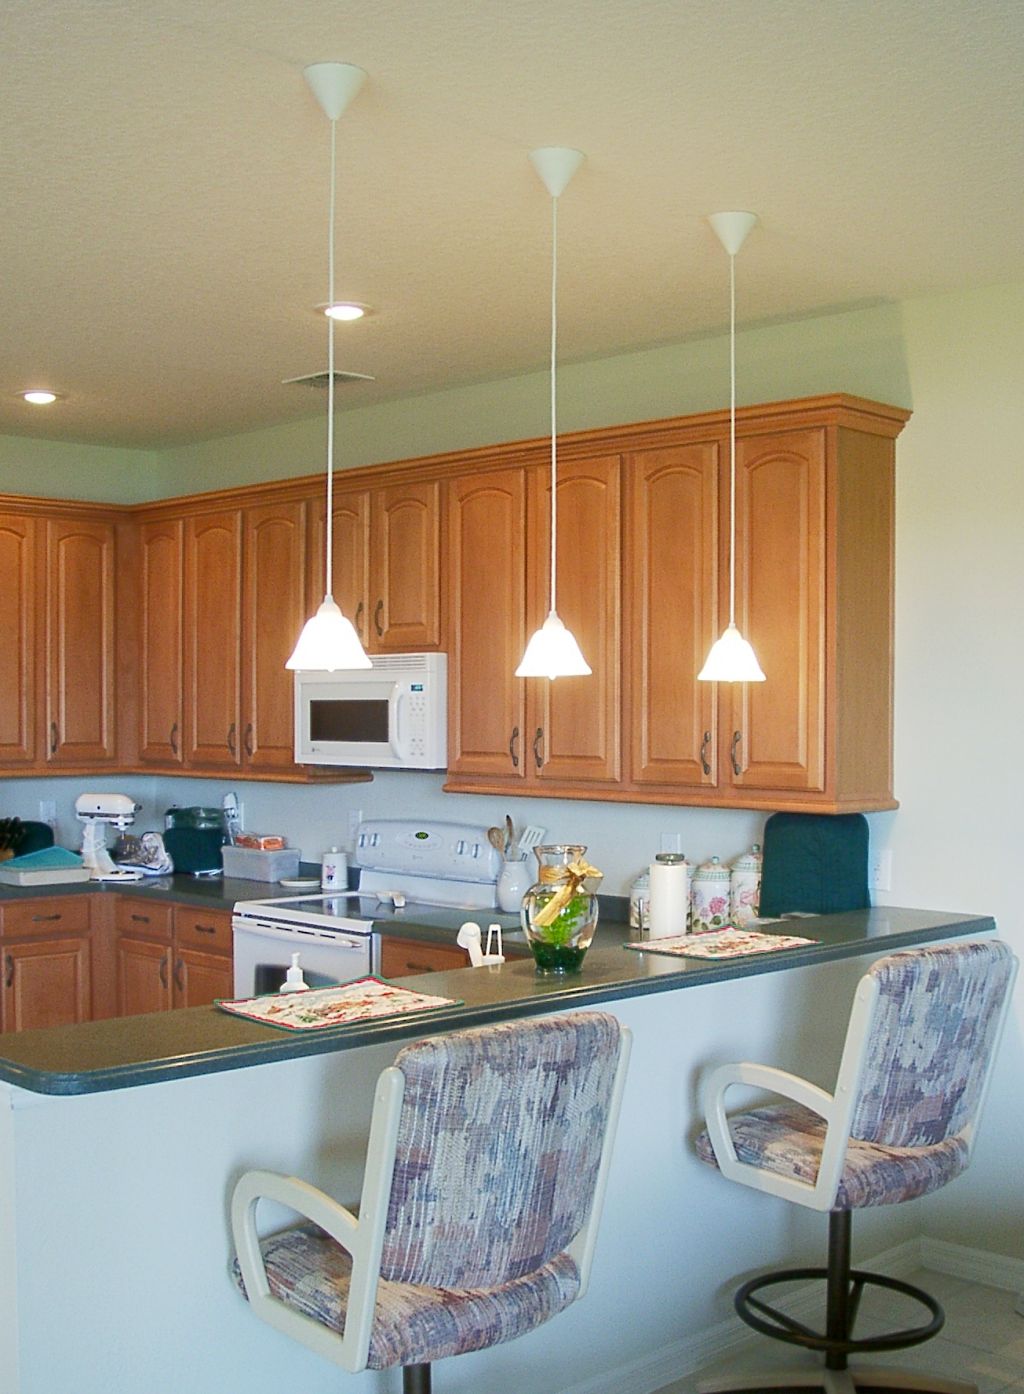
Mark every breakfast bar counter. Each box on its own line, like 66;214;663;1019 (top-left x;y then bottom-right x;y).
0;906;998;1394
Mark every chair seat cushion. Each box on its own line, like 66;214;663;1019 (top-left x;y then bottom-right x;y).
232;1221;581;1369
695;1101;970;1209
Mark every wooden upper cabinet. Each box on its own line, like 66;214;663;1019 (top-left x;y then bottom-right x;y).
183;509;242;768
44;516;117;765
138;517;184;765
725;428;826;795
308;488;370;644
625;442;720;790
369;480;442;650
242;500;309;771
446;468;528;779
528;456;622;786
0;513;36;765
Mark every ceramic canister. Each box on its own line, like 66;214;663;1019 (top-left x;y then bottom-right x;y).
729;843;763;927
690;855;731;934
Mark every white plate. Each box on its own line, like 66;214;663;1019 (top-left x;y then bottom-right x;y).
278;877;321;889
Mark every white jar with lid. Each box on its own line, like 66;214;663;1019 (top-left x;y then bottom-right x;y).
729;843;763;927
648;853;689;938
690;855;731;934
321;847;348;890
629;870;650;933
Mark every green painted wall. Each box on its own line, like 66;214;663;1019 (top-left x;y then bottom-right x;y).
0;435;159;505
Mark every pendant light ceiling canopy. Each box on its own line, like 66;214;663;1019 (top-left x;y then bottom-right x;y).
515;146;591;682
698;210;765;685
286;61;372;673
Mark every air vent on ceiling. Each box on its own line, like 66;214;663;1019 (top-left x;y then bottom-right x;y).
282;370;376;389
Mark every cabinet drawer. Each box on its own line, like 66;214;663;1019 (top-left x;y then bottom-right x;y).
2;895;91;938
114;897;173;940
380;936;469;978
174;906;232;956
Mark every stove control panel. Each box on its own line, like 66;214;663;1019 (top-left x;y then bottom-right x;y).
354;819;501;884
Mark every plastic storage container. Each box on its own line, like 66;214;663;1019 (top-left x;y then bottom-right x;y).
221;845;301;882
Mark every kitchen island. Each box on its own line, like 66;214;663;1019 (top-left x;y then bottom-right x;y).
0;908;996;1394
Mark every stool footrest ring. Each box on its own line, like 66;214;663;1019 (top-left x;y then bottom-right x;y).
736;1267;944;1358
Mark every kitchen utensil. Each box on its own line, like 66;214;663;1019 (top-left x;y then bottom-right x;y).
487;826;506;855
505;815;515;853
518;824;546;853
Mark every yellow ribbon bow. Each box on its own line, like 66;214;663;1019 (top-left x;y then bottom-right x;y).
530;857;603;929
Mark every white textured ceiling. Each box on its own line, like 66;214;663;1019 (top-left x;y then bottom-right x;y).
2;0;1022;448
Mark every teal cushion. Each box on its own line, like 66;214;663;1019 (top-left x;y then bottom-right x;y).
758;813;869;918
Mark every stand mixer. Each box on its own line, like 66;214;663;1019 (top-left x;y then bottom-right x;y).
75;794;144;881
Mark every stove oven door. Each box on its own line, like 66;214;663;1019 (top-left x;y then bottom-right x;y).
231;918;376;997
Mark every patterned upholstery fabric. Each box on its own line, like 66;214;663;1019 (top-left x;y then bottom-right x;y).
233;1011;622;1366
233;1222;581;1368
696;941;1014;1210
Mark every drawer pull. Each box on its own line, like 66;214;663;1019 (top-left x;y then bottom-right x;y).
159;955;168;989
32;913;61;923
374;598;384;636
227;723;237;757
700;730;712;777
355;600;364;636
508;726;520;769
533;726;544;770
131;913;151;924
244;723;254;757
404;961;436;975
174;958;185;991
5;954;13;989
193;923;217;936
170;722;179;756
50;722;59;755
731;729;743;777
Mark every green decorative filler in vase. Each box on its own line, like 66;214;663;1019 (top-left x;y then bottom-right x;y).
521;844;601;973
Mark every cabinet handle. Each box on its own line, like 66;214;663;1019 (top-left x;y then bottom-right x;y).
355;600;364;636
131;912;150;924
403;960;437;975
193;922;217;936
50;722;58;754
32;913;61;923
374;599;384;636
731;730;743;777
159;954;168;989
174;958;185;991
533;727;544;770
509;726;520;769
700;730;712;777
244;723;254;757
169;722;179;756
227;723;236;756
5;954;13;989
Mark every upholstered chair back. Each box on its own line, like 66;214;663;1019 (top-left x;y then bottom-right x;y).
849;939;1015;1150
379;1012;623;1289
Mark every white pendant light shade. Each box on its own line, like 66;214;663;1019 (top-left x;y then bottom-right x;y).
515;146;591;681
286;62;371;672
286;597;371;671
698;210;765;684
516;612;592;680
697;622;765;683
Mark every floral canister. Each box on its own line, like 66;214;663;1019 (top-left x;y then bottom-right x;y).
729;843;763;927
521;844;601;973
690;855;731;934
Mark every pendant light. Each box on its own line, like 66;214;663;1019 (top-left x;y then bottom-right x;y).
515;146;591;681
286;61;372;672
698;211;766;684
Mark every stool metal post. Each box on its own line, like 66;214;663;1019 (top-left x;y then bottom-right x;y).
403;1362;431;1393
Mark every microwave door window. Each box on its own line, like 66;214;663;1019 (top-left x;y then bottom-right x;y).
309;698;389;744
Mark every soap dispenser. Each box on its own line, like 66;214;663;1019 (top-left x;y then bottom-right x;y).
278;952;309;993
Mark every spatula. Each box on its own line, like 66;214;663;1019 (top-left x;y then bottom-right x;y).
517;824;546;854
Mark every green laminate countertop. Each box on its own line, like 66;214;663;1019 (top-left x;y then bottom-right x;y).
0;907;994;1096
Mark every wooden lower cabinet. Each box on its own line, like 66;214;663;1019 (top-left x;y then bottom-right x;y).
1;935;92;1033
112;898;233;1019
380;933;528;977
117;935;173;1017
172;945;232;1008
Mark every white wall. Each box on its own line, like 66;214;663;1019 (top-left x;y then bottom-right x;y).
3;278;1022;1260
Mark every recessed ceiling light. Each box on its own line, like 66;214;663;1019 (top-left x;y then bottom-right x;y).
316;302;373;322
21;390;61;405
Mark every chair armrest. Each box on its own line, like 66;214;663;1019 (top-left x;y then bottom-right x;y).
702;1061;846;1211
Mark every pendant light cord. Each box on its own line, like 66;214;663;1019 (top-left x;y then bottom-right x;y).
727;248;737;628
548;192;559;615
325;114;338;602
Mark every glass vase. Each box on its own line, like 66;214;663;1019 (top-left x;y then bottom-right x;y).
521;844;599;973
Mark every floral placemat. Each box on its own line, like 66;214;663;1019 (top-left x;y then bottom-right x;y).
217;977;461;1032
624;927;818;960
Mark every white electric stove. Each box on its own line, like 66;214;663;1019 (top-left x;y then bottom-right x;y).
231;819;503;995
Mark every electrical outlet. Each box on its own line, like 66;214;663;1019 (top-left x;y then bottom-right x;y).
38;799;56;827
659;831;683;854
347;809;363;847
869;849;893;893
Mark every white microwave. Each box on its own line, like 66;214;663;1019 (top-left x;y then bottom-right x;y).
294;653;448;770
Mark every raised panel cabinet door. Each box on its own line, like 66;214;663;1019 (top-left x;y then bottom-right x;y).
726;428;826;793
446;469;528;779
242;501;308;770
138;518;184;765
116;936;172;1017
1;936;92;1033
183;510;242;768
379;936;469;978
172;946;232;1009
308;490;370;645
625;443;720;789
44;517;117;764
528;456;623;785
0;513;36;765
369;480;442;650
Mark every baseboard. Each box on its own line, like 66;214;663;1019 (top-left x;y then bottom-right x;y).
559;1235;1024;1394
